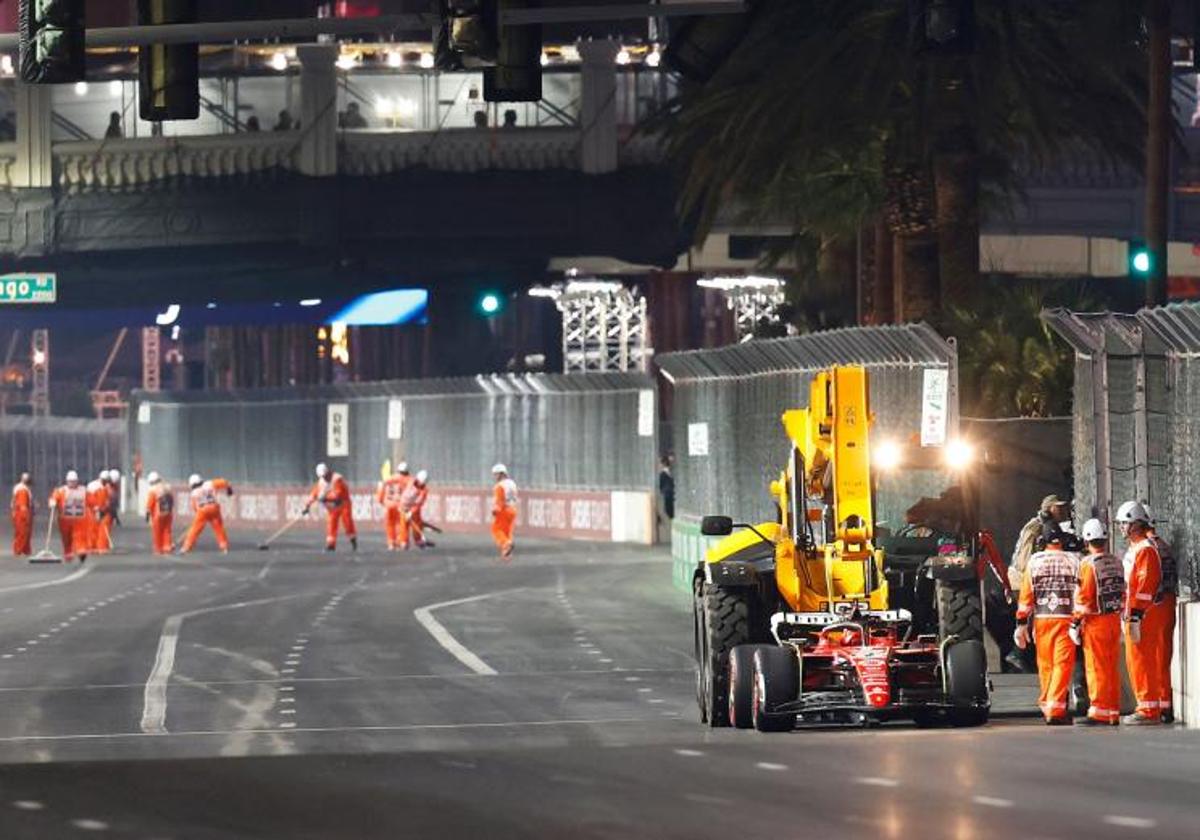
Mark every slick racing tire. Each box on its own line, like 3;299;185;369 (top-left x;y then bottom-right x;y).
945;639;990;727
695;583;753;728
751;646;798;733
727;644;767;729
936;580;984;643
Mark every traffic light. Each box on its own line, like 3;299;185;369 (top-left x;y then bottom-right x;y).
437;0;541;101
909;0;975;55
138;0;199;122
1129;241;1153;279
477;291;504;317
18;0;86;84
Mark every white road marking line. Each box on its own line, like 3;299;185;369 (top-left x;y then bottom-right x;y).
674;749;704;757
0;565;92;598
1103;816;1156;829
1;654;12;659
647;698;665;704
413;589;523;677
38;634;49;639
279;686;294;692
279;709;296;715
281;668;296;675
12;800;44;810
140;594;307;735
855;777;899;788
599;658;613;664
0;717;683;743
70;818;108;831
972;796;1013;809
756;762;788;771
16;647;26;653
280;697;295;704
637;687;652;693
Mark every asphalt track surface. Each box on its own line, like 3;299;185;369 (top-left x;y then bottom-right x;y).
0;528;1194;839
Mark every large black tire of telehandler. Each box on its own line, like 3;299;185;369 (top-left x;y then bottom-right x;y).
694;582;754;727
936;579;983;643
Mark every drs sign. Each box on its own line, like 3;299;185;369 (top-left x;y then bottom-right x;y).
0;273;56;304
327;403;350;457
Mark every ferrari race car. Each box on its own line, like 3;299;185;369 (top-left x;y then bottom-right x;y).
725;608;990;731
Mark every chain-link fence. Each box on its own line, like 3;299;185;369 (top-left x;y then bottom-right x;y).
1046;305;1200;595
657;324;959;579
129;373;657;493
0;416;125;493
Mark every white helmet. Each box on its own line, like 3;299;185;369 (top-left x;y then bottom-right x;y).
492;463;507;475
1082;518;1107;542
396;461;410;474
1115;500;1151;525
416;469;428;484
316;463;329;478
99;469;111;482
109;469;121;482
66;470;79;484
188;474;203;488
147;471;161;485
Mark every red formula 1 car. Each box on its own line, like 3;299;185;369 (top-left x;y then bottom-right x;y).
726;609;990;731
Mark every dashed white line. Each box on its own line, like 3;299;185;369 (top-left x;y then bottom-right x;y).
972;796;1013;809
674;749;704;757
70;818;109;831
855;777;899;788
756;762;788;771
12;800;44;810
1103;816;1156;829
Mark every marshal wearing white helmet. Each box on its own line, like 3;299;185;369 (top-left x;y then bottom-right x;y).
144;471;175;555
1071;517;1126;725
491;463;517;559
397;468;432;550
1115;499;1173;724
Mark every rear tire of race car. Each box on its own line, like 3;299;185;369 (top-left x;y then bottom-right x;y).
727;644;765;729
752;646;798;733
936;580;983;643
695;584;753;728
945;639;990;727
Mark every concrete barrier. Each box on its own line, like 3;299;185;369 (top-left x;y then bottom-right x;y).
164;483;655;545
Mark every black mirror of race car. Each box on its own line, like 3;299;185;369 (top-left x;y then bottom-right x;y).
700;515;734;536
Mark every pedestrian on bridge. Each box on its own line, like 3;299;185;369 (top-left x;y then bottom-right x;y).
49;471;90;563
11;472;33;557
180;474;233;555
491;464;517;560
305;464;357;552
144;472;175;555
1071;519;1125;726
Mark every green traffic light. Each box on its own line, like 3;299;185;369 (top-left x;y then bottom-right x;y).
1131;249;1152;276
478;292;502;316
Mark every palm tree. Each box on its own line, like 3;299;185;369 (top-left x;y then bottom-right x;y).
658;0;1147;325
946;280;1098;417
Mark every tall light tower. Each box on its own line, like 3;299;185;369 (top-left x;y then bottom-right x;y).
531;278;649;372
697;275;786;341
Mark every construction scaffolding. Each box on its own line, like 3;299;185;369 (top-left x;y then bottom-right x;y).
551;280;649;373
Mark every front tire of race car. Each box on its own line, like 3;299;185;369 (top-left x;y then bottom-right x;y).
695;583;753;728
945;639;990;727
751;646;798;733
727;644;766;729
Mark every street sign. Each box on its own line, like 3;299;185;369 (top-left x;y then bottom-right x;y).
0;274;56;304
